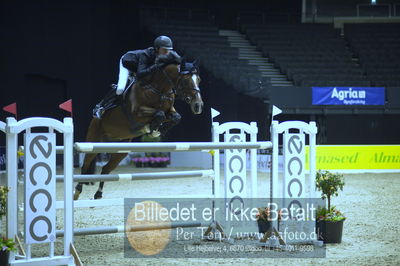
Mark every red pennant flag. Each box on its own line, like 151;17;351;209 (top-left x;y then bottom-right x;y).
59;99;73;117
3;102;17;119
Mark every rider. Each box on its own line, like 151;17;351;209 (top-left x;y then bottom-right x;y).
93;35;181;118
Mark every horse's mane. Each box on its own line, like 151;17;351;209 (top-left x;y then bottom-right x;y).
139;61;180;85
164;63;179;72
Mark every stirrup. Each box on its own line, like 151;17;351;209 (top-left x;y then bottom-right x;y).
93;105;105;119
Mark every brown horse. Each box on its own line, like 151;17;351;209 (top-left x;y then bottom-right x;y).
74;59;203;200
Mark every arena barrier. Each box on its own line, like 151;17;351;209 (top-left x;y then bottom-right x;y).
5;116;317;265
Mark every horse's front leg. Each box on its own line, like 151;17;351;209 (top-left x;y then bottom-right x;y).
149;110;167;132
159;108;182;136
136;106;166;133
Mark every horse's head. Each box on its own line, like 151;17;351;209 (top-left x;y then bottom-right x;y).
175;58;203;115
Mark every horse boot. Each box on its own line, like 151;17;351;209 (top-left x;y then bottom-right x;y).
94;190;103;200
74;183;83;200
94;182;104;200
150;110;166;132
160;112;182;136
74;181;95;201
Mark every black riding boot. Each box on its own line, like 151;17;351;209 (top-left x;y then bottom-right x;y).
93;89;121;118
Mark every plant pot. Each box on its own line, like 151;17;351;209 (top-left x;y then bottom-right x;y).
257;219;271;233
316;219;344;244
0;249;9;266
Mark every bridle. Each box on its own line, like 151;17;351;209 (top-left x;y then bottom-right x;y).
161;67;201;104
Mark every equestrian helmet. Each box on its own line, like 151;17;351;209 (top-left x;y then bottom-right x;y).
154;36;173;50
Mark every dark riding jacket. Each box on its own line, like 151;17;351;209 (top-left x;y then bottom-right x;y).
121;47;157;79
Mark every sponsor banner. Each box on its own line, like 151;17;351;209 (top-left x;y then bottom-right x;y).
305;145;400;170
312;87;385;105
221;145;399;171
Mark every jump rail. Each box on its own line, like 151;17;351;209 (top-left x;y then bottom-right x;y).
56;222;204;237
55;170;214;183
56;194;214;209
74;141;273;153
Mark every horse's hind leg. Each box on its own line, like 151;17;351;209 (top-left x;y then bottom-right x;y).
74;118;102;200
94;152;128;199
74;153;98;200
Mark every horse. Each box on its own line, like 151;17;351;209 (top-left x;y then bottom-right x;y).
74;58;203;200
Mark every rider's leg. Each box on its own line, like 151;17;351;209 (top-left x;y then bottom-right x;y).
93;75;135;118
93;89;119;118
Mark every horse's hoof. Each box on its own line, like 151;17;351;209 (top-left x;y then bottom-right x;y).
94;191;103;200
73;190;81;200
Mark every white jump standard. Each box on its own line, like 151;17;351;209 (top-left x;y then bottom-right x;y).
6;117;75;266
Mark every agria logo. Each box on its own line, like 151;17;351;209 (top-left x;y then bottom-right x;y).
331;87;366;104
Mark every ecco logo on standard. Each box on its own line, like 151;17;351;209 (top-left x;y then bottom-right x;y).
25;134;56;244
226;134;246;216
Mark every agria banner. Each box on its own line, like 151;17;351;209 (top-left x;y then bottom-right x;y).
312;87;385;105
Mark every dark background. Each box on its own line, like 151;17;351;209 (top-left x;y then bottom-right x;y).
1;0;399;144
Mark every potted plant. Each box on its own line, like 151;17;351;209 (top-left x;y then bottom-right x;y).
315;170;345;244
0;237;16;265
0;186;16;265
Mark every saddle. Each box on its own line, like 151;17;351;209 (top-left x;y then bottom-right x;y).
92;76;135;118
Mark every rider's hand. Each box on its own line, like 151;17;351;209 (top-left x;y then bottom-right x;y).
150;63;163;72
155;54;169;64
169;51;181;61
156;52;181;65
155;62;164;69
